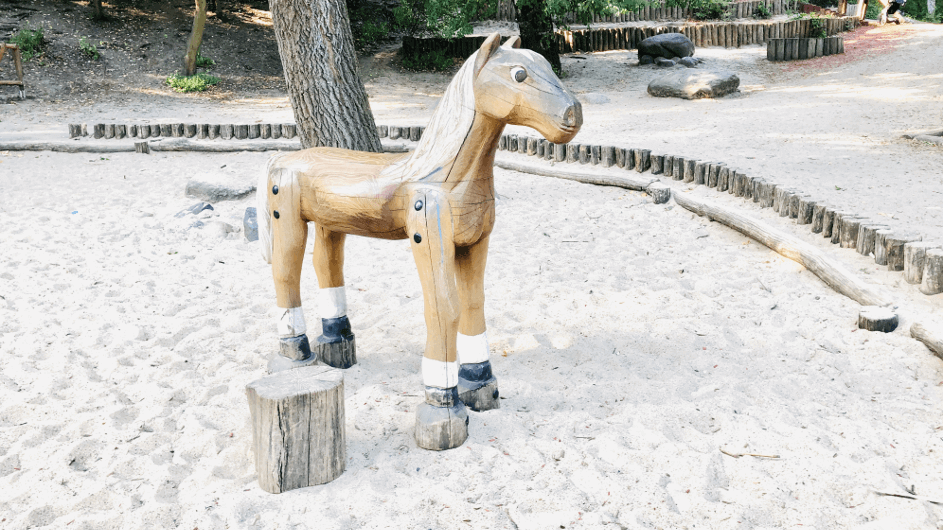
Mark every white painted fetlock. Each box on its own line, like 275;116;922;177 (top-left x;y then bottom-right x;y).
317;287;347;319
457;331;490;365
421;358;459;389
277;307;307;338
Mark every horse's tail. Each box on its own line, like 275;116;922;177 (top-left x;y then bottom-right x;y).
258;153;288;264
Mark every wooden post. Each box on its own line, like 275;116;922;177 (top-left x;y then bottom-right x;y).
566;143;579;163
796;196;815;225
104;124;115;139
874;230;893;265
246;366;345;493
601;145;615;168
209;124;220;139
221;124;233;140
199;123;210;139
858;306;899;333
635;149;651;173
920;249;943;295
886;234;922;271
235;124;249;140
579;144;590;164
694;162;706;185
904;242;941;285
856;223;888;256
590;145;601;165
683;159;696;183
673;157;684;181
186;123;198;138
651;154;664;175
282;124;297;139
249;124;261;139
134;141;150;154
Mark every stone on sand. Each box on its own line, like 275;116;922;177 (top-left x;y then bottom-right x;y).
648;70;740;99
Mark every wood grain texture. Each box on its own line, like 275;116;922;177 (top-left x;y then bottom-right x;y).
674;192;892;308
857;306;898;333
260;34;582;389
246;366;345;493
911;321;943;360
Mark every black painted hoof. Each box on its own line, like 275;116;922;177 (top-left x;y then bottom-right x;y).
279;334;313;361
458;361;500;412
316;316;357;369
414;387;468;451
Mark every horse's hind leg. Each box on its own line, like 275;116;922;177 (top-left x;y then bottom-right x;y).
312;225;356;368
407;188;468;450
455;236;500;412
268;170;314;365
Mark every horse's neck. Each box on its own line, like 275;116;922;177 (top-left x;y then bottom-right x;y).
440;112;504;185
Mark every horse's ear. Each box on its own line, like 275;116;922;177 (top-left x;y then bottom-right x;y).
503;36;522;49
474;33;502;77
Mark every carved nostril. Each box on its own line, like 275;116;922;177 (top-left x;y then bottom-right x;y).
563;102;583;128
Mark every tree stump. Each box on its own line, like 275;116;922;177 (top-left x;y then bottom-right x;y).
840;216;864;249
857;306;898;333
856;223;888;256
919;248;943;295
635;149;651;173
886;234;922;272
246;366;346;493
904;242;941;285
874;229;893;266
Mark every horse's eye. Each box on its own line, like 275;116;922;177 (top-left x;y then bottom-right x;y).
511;67;527;83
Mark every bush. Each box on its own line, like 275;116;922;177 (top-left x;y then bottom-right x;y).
195;53;214;68
355;20;390;50
166;73;220;92
79;37;99;60
8;26;44;61
689;0;730;20
754;2;772;18
400;48;454;71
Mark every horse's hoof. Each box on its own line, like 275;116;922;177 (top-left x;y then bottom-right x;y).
279;334;313;361
458;361;500;412
414;387;468;450
266;353;319;374
316;317;357;369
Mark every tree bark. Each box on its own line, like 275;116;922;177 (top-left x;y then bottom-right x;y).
269;0;381;152
91;0;106;20
517;0;561;73
184;0;208;76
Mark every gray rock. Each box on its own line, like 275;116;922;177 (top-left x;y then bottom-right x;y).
648;70;740;100
655;57;677;67
185;174;255;203
175;202;214;218
638;33;695;60
679;57;699;68
581;93;610;104
244;207;259;242
639;55;654;65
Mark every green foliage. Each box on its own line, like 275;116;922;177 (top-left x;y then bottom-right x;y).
400;48;454;71
791;11;832;36
356;20;391;50
690;0;730;20
8;26;44;61
865;1;882;19
804;0;837;8
79;37;99;60
754;2;772;18
166;72;220;92
347;0;394;51
901;0;942;22
195;53;214;68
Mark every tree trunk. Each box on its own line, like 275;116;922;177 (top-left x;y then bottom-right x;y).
184;0;208;76
268;0;381;152
517;0;561;73
91;0;106;19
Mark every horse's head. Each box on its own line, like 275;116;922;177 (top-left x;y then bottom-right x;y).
472;33;582;144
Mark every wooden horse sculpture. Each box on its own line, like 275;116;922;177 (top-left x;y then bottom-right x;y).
258;33;582;450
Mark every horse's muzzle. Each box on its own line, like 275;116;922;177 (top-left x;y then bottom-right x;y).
563;102;583;129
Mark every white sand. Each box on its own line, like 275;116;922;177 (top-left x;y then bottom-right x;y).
1;23;942;530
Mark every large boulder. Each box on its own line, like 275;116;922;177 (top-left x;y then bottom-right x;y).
638;33;695;60
647;70;740;100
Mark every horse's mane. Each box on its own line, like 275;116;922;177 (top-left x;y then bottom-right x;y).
379;50;478;182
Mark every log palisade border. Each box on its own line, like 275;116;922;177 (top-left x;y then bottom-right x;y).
51;121;943;311
402;16;856;57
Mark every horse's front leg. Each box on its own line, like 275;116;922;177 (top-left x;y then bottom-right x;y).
312;225;356;369
407;188;468;450
268;169;314;366
455;236;500;412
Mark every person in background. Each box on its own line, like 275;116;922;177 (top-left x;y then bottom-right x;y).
879;0;907;24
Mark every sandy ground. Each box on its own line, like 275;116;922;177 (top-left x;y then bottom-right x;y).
1;21;943;530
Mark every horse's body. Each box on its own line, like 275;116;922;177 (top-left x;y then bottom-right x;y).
259;33;581;450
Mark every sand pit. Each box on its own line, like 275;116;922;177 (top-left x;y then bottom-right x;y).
1;16;942;530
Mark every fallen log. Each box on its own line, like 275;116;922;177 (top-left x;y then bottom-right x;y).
494;157;668;203
911;322;943;360
672;191;892;308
